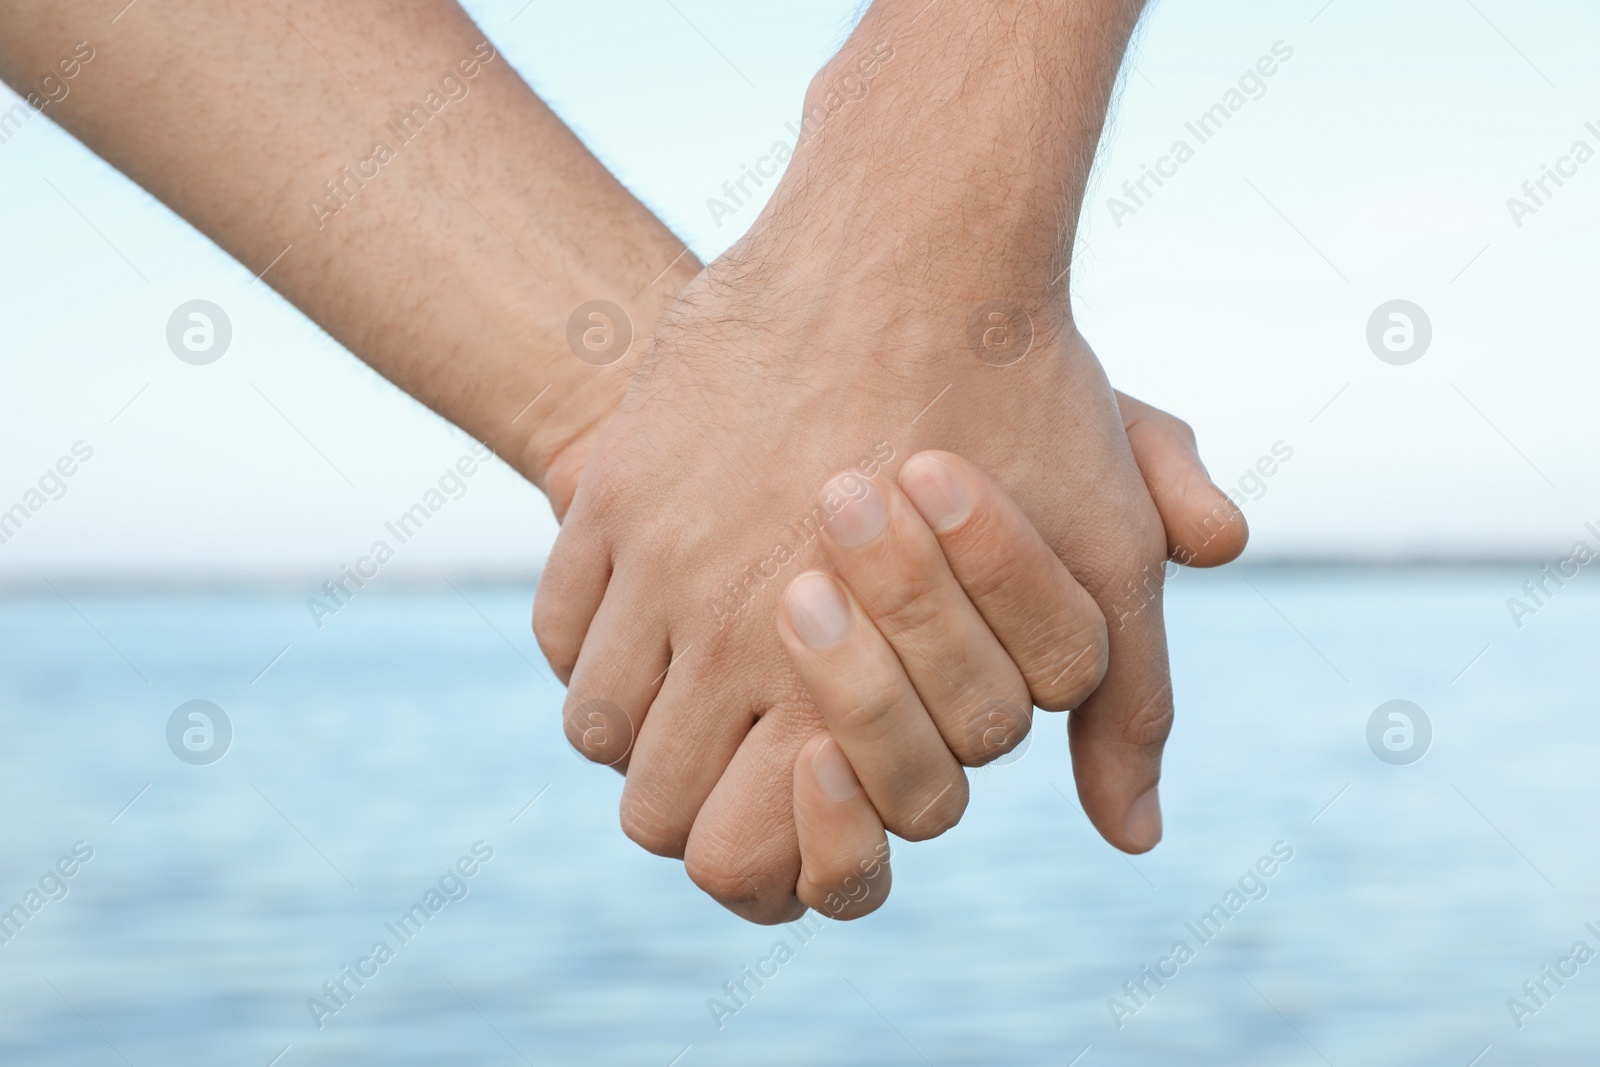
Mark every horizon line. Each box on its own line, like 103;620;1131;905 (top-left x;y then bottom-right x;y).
0;555;1564;594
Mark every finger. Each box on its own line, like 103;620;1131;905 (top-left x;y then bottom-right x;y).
532;522;611;685
816;469;1035;764
1023;378;1175;856
1069;499;1172;855
1070;638;1169;854
793;735;892;921
616;656;756;859
683;704;814;925
560;579;670;772
895;452;1108;713
776;571;967;840
1115;390;1249;568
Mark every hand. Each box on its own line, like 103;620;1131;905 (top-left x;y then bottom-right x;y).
780;452;1112;849
536;0;1230;922
549;388;1245;565
537;257;1243;924
778;450;1109;920
786;430;1250;920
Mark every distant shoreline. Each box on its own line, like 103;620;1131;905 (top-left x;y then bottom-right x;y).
0;558;1572;596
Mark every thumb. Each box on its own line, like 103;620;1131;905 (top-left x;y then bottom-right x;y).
1115;391;1248;568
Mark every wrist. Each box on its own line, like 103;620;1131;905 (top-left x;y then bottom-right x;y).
510;257;700;503
777;0;1143;287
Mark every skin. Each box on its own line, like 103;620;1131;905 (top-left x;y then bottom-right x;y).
793;734;893;921
537;0;1249;922
0;0;700;498
787;451;1182;917
778;410;1251;919
3;0;1245;921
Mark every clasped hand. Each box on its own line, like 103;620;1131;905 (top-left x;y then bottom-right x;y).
537;176;1245;922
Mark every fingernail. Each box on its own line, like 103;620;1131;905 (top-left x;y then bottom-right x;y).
900;454;971;532
811;737;862;803
785;572;851;648
823;473;886;548
1123;786;1163;852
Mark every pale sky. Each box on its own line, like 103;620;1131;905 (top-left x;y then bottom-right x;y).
1;0;1595;578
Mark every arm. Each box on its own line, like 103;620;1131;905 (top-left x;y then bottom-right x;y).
4;0;1245;923
0;0;700;511
539;0;1199;921
783;0;1145;301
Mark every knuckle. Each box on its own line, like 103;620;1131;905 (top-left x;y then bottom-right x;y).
831;672;909;740
563;696;634;766
955;692;1033;766
887;773;968;842
683;843;801;926
1101;523;1173;631
1123;686;1176;750
617;786;690;859
682;848;754;904
867;566;949;639
947;523;1031;603
1028;616;1110;711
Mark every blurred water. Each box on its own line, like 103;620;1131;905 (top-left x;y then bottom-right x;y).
0;566;1595;1066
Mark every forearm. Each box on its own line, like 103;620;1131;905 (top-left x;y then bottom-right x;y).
775;0;1145;297
0;1;698;492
